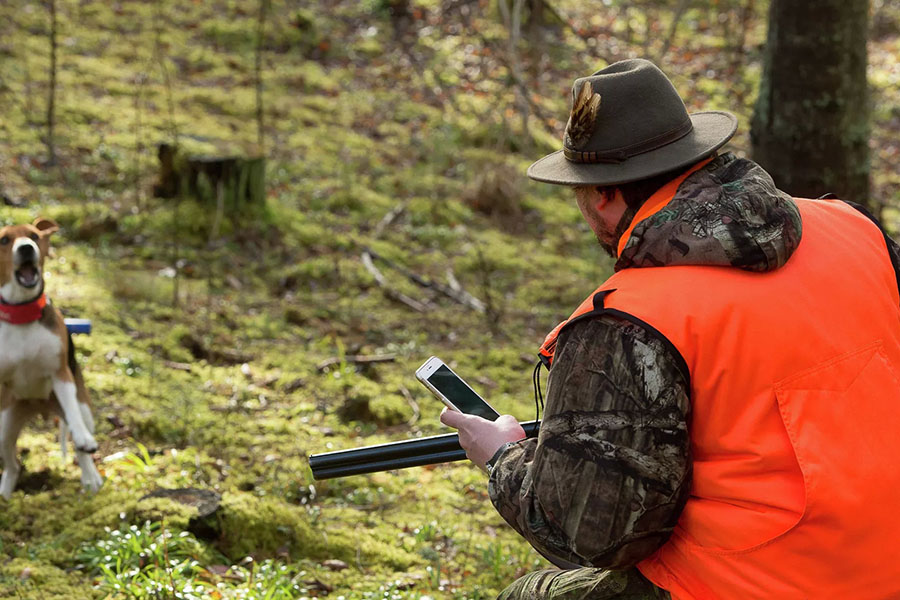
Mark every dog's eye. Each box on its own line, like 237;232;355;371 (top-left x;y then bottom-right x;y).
0;236;8;245
29;233;39;241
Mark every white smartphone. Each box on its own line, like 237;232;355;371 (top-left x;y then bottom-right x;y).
415;356;500;421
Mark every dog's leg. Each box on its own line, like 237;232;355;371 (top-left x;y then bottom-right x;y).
58;420;68;461
0;403;30;499
52;377;97;453
75;402;102;492
75;449;103;492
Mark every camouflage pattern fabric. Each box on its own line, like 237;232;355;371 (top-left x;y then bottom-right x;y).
616;153;803;272
498;567;670;600
489;317;691;569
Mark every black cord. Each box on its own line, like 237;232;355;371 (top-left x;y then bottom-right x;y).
532;361;545;422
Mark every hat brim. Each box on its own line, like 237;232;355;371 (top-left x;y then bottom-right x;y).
526;111;738;187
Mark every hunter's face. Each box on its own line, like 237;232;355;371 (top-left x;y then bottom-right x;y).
574;186;621;258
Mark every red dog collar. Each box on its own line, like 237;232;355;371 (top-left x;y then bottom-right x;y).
0;294;47;324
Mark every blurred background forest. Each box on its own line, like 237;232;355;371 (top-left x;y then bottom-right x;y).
0;0;898;598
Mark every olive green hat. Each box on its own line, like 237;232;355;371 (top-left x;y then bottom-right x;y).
527;59;737;186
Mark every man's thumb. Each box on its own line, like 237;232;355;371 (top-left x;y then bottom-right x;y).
440;407;465;428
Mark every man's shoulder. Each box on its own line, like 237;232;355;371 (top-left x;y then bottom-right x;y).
554;312;689;386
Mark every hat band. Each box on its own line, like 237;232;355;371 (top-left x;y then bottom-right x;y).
563;118;694;164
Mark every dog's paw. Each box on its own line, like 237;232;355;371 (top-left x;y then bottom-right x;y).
0;468;20;500
81;467;104;493
73;432;98;454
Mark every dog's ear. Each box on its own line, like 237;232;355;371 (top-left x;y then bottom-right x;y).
32;217;60;237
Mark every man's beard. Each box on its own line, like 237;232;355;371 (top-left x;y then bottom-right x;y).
596;203;640;258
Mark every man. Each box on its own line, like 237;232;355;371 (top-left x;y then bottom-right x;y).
441;58;900;599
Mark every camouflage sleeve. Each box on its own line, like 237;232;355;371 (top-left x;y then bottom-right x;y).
488;315;691;569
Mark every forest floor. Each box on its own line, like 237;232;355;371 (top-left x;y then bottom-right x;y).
0;1;898;598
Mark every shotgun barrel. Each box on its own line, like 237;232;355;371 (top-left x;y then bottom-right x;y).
309;420;540;480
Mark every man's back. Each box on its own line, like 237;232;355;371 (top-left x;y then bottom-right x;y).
600;198;900;598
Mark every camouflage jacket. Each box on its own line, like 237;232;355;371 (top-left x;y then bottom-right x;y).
488;153;900;569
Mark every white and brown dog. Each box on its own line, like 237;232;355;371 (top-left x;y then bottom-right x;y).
0;218;102;498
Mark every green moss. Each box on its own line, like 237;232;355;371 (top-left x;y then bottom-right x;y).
0;559;95;600
369;393;410;426
213;492;325;560
132;497;197;531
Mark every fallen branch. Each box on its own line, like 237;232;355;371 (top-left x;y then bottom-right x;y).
162;360;193;372
362;251;429;313
316;354;397;372
445;268;486;313
399;385;420;426
373;202;407;238
366;247;486;313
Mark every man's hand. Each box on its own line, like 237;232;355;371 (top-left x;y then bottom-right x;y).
440;409;527;470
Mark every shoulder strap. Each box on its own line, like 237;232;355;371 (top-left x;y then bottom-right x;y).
837;199;900;300
539;289;691;391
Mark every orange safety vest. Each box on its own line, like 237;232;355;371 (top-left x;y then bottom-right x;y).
539;197;900;599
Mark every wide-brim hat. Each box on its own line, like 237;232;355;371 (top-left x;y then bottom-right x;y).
528;59;737;187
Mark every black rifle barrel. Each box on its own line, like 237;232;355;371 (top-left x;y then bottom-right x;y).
309;420;540;480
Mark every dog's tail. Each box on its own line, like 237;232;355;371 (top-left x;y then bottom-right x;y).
59;420;68;461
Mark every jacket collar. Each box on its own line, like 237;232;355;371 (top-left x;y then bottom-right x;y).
615;157;714;257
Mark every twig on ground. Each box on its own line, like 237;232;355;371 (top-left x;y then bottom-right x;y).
316;354;397;372
366;248;486;313
445;268;487;313
399;385;420;426
373;202;407;238
162;360;193;372
362;251;429;313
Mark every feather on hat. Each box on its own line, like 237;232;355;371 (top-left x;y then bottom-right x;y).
564;82;602;150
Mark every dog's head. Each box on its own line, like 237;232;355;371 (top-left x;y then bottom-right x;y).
0;218;60;304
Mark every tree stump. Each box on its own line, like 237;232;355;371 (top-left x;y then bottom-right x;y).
139;487;222;541
153;144;266;211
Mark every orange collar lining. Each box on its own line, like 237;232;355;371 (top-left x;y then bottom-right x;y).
616;157;714;257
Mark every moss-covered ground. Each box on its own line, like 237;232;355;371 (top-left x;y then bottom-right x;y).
0;1;898;598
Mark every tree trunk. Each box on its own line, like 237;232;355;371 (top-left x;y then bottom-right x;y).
751;0;870;210
255;0;268;150
46;0;58;165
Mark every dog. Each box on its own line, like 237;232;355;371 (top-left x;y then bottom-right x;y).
0;217;102;498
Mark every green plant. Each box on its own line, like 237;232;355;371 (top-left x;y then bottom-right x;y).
76;522;308;599
119;442;154;473
76;521;205;599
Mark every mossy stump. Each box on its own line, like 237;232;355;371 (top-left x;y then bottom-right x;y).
154;143;266;211
139;487;222;540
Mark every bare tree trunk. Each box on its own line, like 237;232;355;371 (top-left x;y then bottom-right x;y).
154;0;178;147
655;0;691;62
133;73;147;210
46;0;57;165
24;59;34;125
153;0;181;306
255;0;268;151
498;0;530;150
751;0;870;210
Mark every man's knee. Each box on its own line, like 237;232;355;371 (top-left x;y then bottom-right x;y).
497;567;668;600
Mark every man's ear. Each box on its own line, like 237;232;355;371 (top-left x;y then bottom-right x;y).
33;217;60;236
594;186;612;211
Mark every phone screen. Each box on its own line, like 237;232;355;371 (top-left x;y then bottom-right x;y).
428;365;499;421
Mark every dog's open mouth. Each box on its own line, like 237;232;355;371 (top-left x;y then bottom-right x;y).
15;263;40;288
